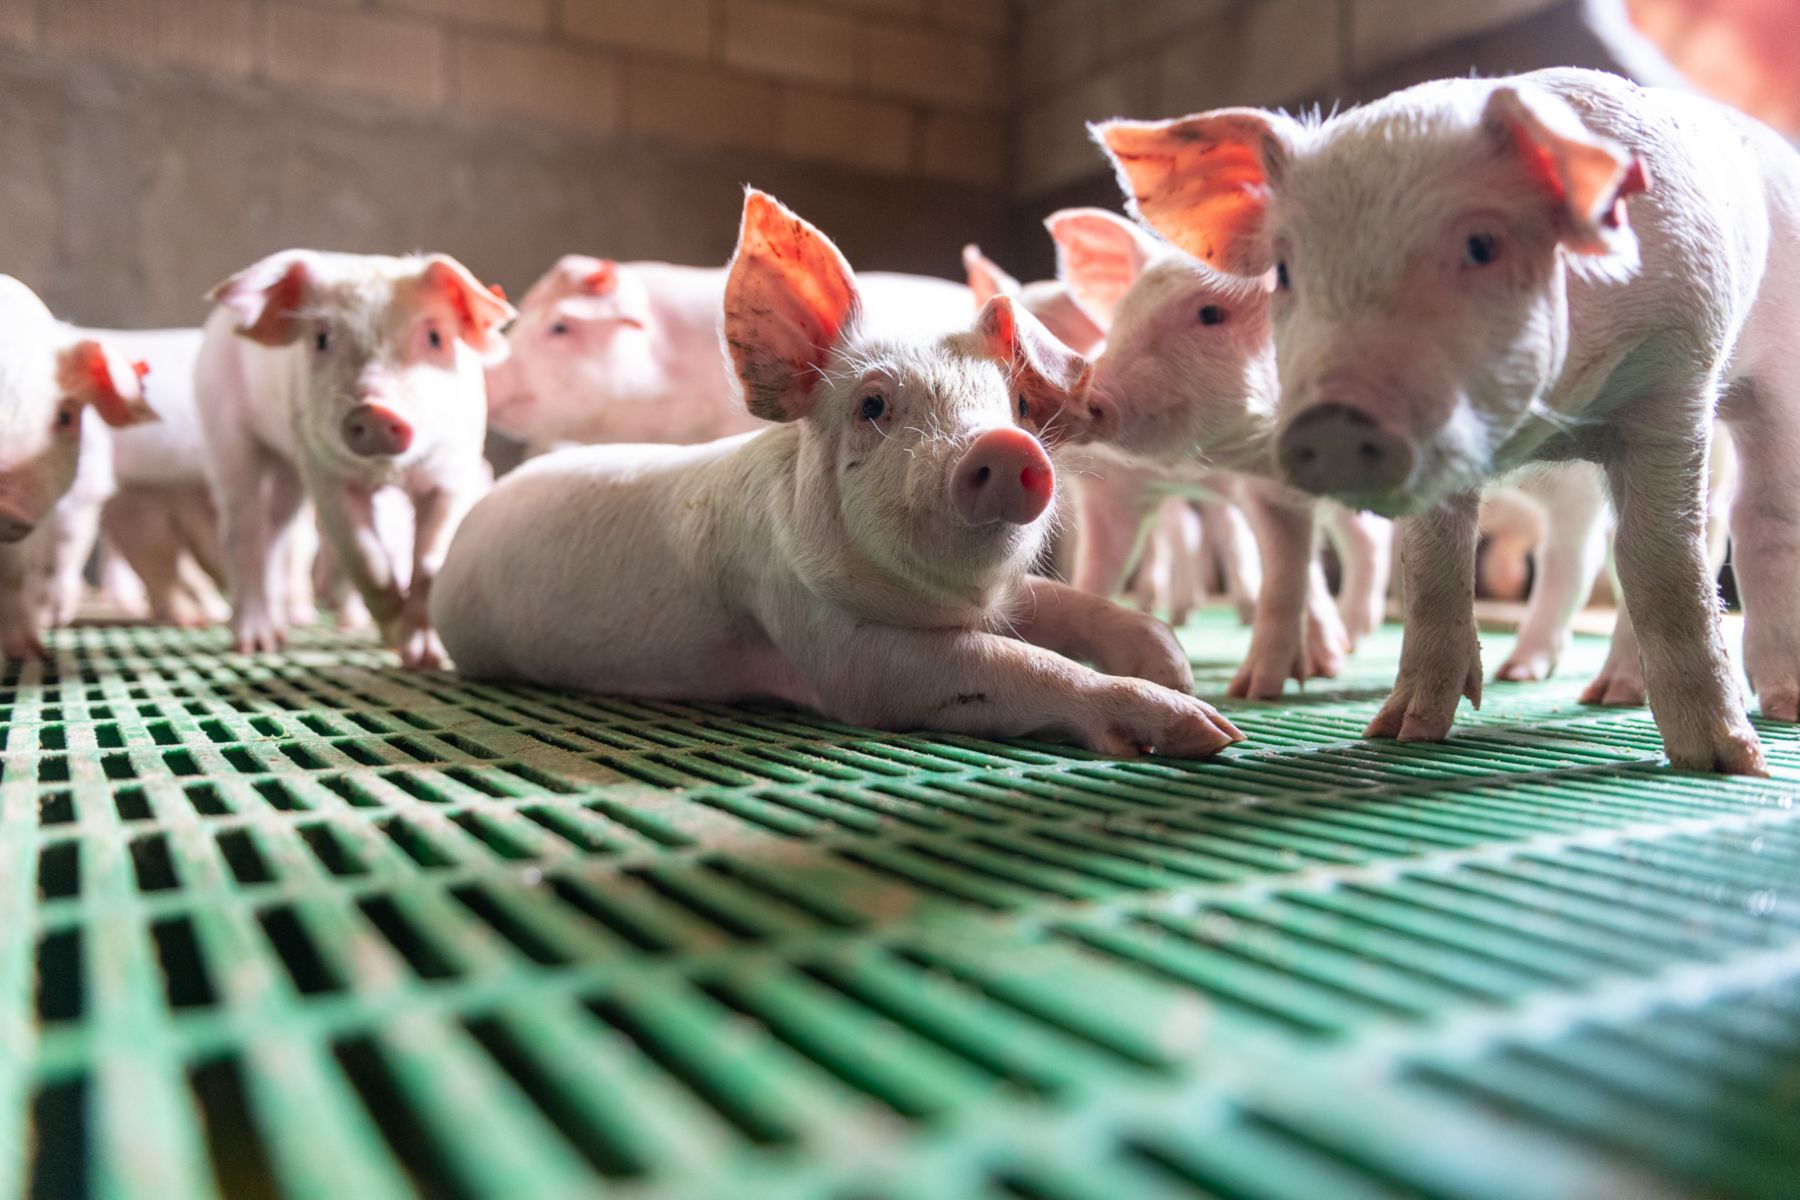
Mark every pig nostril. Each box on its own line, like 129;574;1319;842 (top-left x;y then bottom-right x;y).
1294;447;1318;466
972;466;991;487
1359;441;1383;462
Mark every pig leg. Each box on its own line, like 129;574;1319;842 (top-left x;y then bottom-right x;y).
1606;429;1762;773
1198;498;1259;624
1163;502;1205;627
169;487;227;592
1497;467;1609;682
209;426;286;652
44;496;103;627
1071;474;1158;597
1229;481;1348;699
396;481;481;671
1008;575;1194;692
0;539;47;659
1722;401;1800;722
1366;491;1483;742
104;502;186;624
784;611;1241;757
309;479;405;650
1323;502;1392;647
1582;591;1646;706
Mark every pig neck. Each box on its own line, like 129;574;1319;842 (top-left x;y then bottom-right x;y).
749;428;1023;631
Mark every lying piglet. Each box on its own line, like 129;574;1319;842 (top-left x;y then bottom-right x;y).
487;253;971;454
0;277;155;656
435;191;1241;757
1099;67;1799;772
197;250;515;666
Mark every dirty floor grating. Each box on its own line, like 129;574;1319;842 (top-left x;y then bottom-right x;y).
7;612;1799;1200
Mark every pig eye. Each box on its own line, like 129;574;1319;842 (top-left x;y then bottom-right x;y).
54;403;76;430
1198;305;1228;326
1275;261;1290;290
859;394;886;421
314;330;330;353
428;328;444;350
549;322;570;336
1017;394;1029;420
1464;233;1500;267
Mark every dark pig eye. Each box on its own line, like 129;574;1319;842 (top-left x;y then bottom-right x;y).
1198;305;1227;325
55;405;75;429
1017;394;1029;420
315;330;330;352
428;328;443;349
1275;261;1290;290
859;394;886;421
549;322;570;336
1464;232;1500;266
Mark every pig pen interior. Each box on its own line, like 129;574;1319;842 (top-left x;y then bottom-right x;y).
8;2;1800;1199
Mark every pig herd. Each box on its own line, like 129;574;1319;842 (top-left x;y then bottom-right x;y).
2;66;1796;774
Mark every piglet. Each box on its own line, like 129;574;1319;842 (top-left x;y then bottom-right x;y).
1098;67;1799;773
0;277;155;657
196;250;515;666
435;191;1241;757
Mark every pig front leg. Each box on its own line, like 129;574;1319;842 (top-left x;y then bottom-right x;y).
1607;428;1762;773
784;613;1241;758
396;479;483;671
1071;473;1159;597
1229;481;1348;699
1322;502;1392;647
0;539;47;659
43;495;103;627
1497;468;1609;682
1367;491;1483;742
1007;575;1194;692
306;474;406;648
209;432;292;652
1581;596;1645;706
1198;497;1259;624
1724;408;1800;723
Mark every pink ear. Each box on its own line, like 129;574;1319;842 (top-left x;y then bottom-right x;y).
424;255;519;359
1482;85;1649;256
977;294;1092;446
1091;110;1293;276
723;189;861;423
1045;208;1158;326
582;261;618;295
207;250;315;346
56;339;157;428
962;244;1021;307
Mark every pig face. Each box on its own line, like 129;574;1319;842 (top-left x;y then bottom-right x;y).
1048;208;1278;468
210;250;516;475
485;256;659;443
0;276;153;542
725;191;1092;600
1095;82;1647;515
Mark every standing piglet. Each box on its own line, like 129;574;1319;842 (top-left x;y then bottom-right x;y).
1097;67;1800;772
0;277;154;657
196;251;515;666
435;191;1241;757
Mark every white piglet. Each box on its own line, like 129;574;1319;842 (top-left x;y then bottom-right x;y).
1098;67;1800;772
196;250;515;666
0;277;155;657
435;191;1242;757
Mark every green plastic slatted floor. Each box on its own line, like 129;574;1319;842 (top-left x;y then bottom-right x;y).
8;611;1800;1200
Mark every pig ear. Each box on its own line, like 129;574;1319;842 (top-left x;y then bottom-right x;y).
977;294;1092;445
723;189;861;423
1090;110;1293;276
1045;207;1159;325
424;255;519;361
1482;85;1648;256
207;250;316;346
56;340;157;428
962;244;1022;307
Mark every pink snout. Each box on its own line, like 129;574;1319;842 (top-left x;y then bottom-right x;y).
341;404;415;457
951;427;1055;526
1277;403;1415;499
0;504;34;544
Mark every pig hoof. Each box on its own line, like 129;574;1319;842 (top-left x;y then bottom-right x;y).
1758;684;1800;723
399;627;447;671
1092;682;1244;758
1367;686;1465;742
1099;617;1194;692
3;631;49;660
1664;726;1766;776
1578;668;1646;707
1496;652;1554;682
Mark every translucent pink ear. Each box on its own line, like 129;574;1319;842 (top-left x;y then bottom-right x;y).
976;293;1092;446
1045;207;1158;325
1482;85;1649;256
56;339;157;428
424;255;519;359
1091;109;1294;276
722;189;861;423
962;244;1022;307
207;250;315;346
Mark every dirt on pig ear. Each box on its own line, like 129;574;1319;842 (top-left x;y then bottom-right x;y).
976;294;1092;447
723;188;863;423
423;256;518;361
56;339;158;428
207;250;316;346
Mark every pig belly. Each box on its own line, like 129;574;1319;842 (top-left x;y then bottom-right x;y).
433;442;814;707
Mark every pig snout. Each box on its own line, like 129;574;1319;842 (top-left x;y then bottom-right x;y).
0;503;34;544
341;404;415;457
1277;403;1414;498
951;427;1055;526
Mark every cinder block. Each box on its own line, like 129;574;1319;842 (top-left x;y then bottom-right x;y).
626;59;779;153
724;1;855;87
918;108;1005;188
861;22;1005;109
262;2;448;111
455;32;619;138
777;86;913;174
1157;0;1341;116
381;0;551;35
46;0;255;77
1350;0;1563;72
562;0;712;59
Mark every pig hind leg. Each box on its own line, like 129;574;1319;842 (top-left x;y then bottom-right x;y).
1498;465;1609;683
1723;376;1800;720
